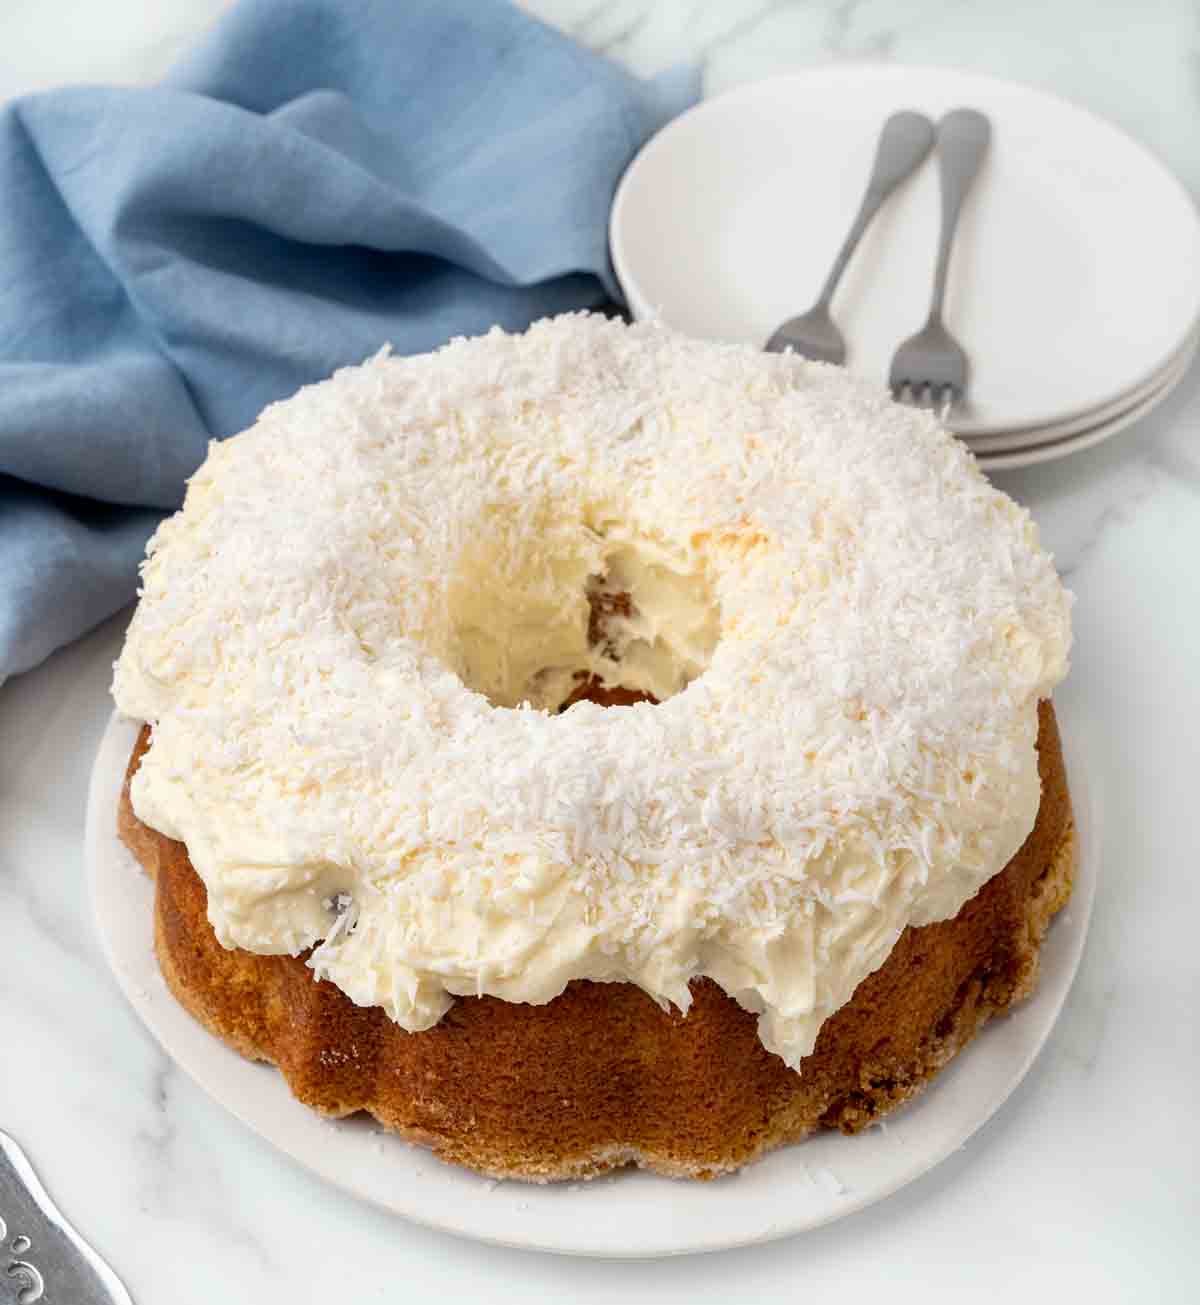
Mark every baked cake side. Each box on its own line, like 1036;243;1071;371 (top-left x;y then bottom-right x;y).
119;700;1073;1182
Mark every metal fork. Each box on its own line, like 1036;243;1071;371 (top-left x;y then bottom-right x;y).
889;108;991;418
765;110;935;364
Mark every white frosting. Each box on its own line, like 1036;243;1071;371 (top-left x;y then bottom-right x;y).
112;314;1071;1070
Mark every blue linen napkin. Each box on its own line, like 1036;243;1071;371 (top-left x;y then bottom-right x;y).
0;0;697;682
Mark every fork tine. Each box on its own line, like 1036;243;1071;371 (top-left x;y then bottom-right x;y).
891;381;960;420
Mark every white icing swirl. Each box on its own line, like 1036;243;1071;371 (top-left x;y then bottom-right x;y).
113;315;1071;1069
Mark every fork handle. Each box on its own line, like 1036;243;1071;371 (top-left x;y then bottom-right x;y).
927;108;991;324
815;110;935;309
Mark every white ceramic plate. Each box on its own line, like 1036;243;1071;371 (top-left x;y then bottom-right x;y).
87;711;1097;1258
610;66;1200;438
965;326;1198;455
975;339;1196;471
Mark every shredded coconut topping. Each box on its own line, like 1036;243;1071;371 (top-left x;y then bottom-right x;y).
112;314;1072;1069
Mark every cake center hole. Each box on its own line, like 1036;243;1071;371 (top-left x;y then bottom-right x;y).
559;582;659;711
444;518;720;712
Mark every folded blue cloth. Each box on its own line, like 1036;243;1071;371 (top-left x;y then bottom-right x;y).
0;0;697;682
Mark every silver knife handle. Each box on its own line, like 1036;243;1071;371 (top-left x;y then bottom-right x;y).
816;110;935;308
928;108;991;321
0;1129;133;1304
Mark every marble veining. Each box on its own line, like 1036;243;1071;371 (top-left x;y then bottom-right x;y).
1;2;1198;1302
131;1058;177;1215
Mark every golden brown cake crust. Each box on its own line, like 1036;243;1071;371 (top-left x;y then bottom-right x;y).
118;702;1074;1182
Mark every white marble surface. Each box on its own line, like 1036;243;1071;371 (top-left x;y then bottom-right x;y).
2;1;1199;1300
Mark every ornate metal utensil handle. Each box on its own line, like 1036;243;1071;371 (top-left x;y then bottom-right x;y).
0;1129;133;1304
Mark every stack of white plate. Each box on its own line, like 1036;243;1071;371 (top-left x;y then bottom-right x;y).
610;67;1200;472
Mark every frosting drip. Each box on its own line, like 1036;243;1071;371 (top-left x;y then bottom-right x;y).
112;315;1071;1069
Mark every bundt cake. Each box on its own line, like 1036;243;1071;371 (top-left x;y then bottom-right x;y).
113;314;1074;1180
